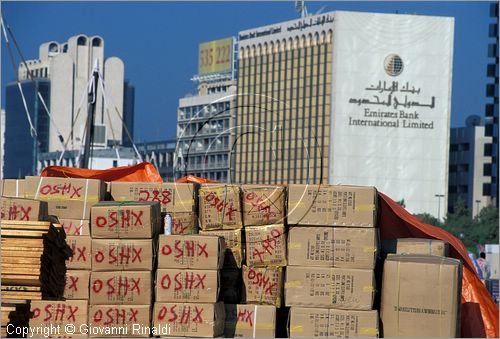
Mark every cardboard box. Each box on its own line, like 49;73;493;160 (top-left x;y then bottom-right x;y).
289;308;379;338
66;235;92;270
25;176;105;202
47;200;96;220
224;304;276;338
287;185;377;227
198;184;242;230
246;225;287;267
381;255;461;337
90;201;161;239
156;268;219;303
158;235;225;270
29;300;88;334
59;218;90;236
88;305;151;337
153;301;225;337
285;266;374;310
0;179;25;197
90;271;152;305
242;185;285;226
171;211;197;235
0;197;47;221
110;182;196;213
92;239;154;271
242;265;283;307
64;270;90;300
199;229;243;268
384;238;449;257
287;227;377;269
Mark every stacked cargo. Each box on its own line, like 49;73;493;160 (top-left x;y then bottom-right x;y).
109;182;197;235
380;238;462;337
286;184;379;338
88;201;161;337
153;234;226;337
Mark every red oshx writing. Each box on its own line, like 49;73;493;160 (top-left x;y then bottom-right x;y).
161;240;208;259
139;189;172;205
95;210;144;228
204;192;237;221
157;304;204;324
1;205;32;220
65;276;79;292
31;304;79;322
252;228;282;262
173;218;188;234
246;268;276;296
94;246;143;265
68;243;87;263
39;183;83;199
237;309;254;327
62;221;84;235
92;307;140;325
245;192;274;220
92;276;141;296
160;272;207;291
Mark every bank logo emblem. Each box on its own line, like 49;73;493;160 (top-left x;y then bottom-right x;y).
384;54;403;76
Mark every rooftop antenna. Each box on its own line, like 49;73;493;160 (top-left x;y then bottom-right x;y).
295;0;308;18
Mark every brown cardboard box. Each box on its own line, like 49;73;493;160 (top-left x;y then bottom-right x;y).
25;176;105;202
90;271;152;305
395;238;449;256
153;301;225;337
110;182;196;213
156;268;219;303
242;185;285;226
90;201;161;239
171;211;197;235
0;197;47;221
64;270;90;300
287;227;377;269
242;265;283;307
199;229;243;268
246;225;287;267
29;300;88;334
285;266;374;310
224;304;276;338
88;305;151;337
59;218;90;236
198;184;242;230
47;200;96;220
381;255;461;337
158;235;225;270
287;184;377;227
0;179;25;197
289;308;379;338
92;239;154;271
66;235;92;270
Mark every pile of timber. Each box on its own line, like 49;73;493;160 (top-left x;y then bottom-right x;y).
1;220;71;337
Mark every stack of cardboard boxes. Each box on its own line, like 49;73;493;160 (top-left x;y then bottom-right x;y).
88;201;161;337
153;234;225;337
285;184;379;338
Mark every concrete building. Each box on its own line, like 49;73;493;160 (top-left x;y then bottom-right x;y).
233;11;454;217
176;37;237;182
448;116;493;216
485;2;499;207
136;140;177;181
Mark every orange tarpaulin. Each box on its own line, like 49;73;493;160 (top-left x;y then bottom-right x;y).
41;162;162;182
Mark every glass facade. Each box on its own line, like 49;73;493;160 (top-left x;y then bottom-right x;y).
234;32;332;184
4;80;50;178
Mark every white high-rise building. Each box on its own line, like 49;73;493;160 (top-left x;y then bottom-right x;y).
19;34;126;152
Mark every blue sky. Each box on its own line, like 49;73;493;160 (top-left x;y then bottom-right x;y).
1;1;494;142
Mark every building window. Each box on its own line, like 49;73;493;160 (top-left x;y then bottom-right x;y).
484;143;493;156
459;143;470;151
449;164;457;173
483;183;492;196
450;144;458;152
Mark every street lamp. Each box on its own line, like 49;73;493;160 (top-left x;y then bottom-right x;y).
475;199;481;217
435;194;445;220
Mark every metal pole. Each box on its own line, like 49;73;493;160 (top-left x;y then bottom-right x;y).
475;199;481;217
80;63;99;169
435;194;445;220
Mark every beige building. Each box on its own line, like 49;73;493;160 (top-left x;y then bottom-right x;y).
19;34;125;152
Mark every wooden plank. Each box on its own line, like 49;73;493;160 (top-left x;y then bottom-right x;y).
2;275;40;286
1;252;42;259
1;291;42;299
0;230;47;237
0;220;51;226
2;258;41;265
2;286;41;292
